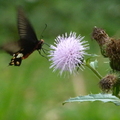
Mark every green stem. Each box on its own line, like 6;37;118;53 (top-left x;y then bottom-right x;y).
85;62;102;80
113;85;120;98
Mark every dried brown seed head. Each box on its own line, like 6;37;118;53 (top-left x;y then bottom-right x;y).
92;26;110;46
99;74;117;92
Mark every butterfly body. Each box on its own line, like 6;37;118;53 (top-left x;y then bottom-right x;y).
1;8;44;66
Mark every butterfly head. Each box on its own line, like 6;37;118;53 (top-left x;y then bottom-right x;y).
36;39;44;50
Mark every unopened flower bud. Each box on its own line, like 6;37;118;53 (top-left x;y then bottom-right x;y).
99;74;118;92
92;26;120;71
92;26;110;46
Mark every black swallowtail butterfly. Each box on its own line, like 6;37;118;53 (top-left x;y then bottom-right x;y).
1;8;44;66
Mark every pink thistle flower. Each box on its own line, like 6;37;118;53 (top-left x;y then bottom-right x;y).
49;32;89;75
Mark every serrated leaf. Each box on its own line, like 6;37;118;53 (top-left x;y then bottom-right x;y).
63;93;120;106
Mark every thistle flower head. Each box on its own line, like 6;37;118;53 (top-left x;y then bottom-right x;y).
48;32;89;75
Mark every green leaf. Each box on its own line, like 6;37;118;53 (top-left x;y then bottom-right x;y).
85;54;98;63
63;93;120;106
90;59;98;69
85;54;99;70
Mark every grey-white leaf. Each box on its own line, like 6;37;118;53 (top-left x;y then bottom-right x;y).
63;93;120;106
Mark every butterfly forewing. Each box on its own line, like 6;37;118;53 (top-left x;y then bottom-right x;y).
17;8;40;56
18;8;38;44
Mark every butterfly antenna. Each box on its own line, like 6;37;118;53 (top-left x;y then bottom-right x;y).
40;24;47;39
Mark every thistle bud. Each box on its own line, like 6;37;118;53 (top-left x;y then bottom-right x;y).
92;26;110;46
92;26;120;71
92;26;110;57
106;38;120;71
99;74;119;92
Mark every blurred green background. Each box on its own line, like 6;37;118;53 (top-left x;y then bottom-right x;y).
0;0;120;120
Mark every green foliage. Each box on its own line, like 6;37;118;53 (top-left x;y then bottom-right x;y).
63;93;120;106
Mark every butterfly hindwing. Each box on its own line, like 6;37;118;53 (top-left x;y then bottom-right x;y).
0;41;21;55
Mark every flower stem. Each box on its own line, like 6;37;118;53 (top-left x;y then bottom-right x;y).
113;85;120;98
85;62;102;80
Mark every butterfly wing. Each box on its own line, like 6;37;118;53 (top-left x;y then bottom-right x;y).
0;41;21;55
18;8;38;49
